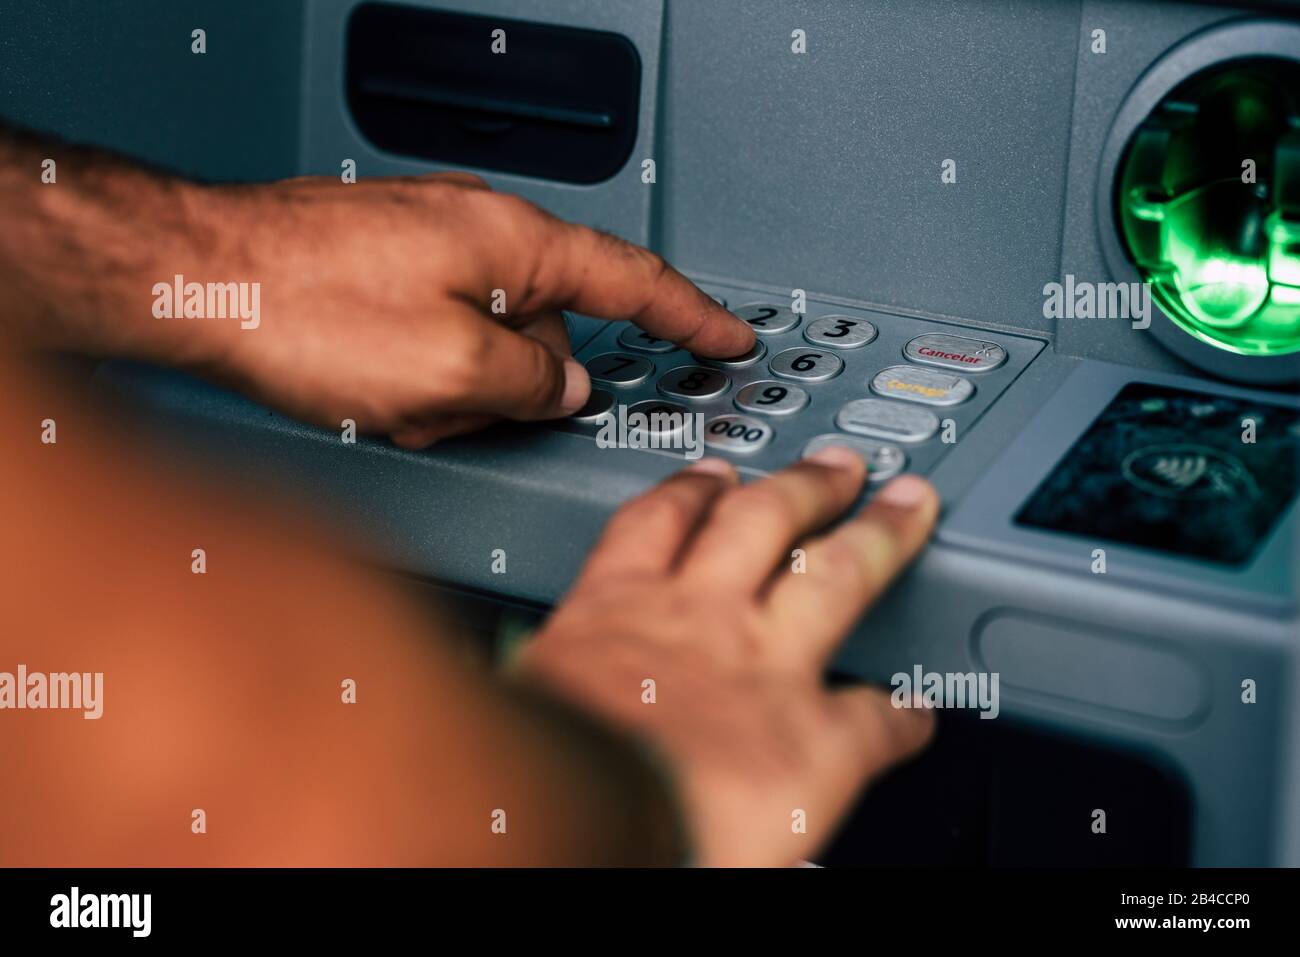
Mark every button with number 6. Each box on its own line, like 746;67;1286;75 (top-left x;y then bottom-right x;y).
769;348;843;382
735;380;809;416
703;414;774;453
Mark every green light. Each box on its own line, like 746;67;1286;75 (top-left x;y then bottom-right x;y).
1118;59;1300;357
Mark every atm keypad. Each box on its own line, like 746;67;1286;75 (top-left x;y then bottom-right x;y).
563;295;1045;483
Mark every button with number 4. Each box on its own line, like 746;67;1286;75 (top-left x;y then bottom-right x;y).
618;325;676;354
658;366;730;401
703;414;774;453
735;380;809;416
585;352;653;387
804;315;877;349
769;348;843;382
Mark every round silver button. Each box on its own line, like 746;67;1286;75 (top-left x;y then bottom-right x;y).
769;348;844;382
694;339;767;370
803;434;907;482
835;398;940;443
618;325;677;354
626;400;692;441
733;303;801;335
804;315;877;349
735;380;810;416
703;414;774;454
657;366;730;401
585;352;653;387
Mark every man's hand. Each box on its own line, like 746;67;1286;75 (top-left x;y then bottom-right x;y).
0;132;753;446
519;450;941;867
204;174;753;447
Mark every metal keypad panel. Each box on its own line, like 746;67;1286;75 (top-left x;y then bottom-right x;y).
558;289;1045;482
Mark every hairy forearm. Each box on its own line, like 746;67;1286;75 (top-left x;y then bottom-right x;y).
0;123;230;367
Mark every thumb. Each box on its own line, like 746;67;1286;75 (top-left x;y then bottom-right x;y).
452;317;590;420
834;685;936;783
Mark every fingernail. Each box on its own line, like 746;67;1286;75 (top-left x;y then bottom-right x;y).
686;457;736;478
875;474;931;508
805;445;865;471
561;358;590;413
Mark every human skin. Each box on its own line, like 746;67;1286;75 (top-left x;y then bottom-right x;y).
0;126;937;865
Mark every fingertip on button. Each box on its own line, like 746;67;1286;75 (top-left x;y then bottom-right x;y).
874;474;934;509
804;445;867;472
685;457;738;480
561;357;591;413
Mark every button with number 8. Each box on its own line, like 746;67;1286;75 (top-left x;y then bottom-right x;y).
735;380;810;416
769;348;843;382
703;414;774;453
657;365;730;401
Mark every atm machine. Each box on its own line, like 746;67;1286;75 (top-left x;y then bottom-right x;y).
8;0;1298;865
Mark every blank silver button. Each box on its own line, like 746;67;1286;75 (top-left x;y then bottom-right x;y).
618;326;676;354
570;389;615;425
803;434;907;482
804;315;877;349
657;365;730;401
871;365;973;406
836;398;940;443
735;380;810;416
904;333;1006;372
586;352;653;387
627;400;692;441
695;340;767;370
734;302;801;335
770;348;844;382
703;414;774;453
